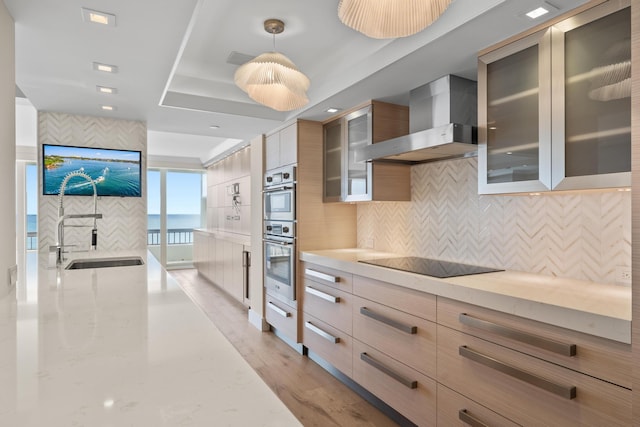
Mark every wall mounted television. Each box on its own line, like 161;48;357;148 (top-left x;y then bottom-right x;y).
43;144;142;197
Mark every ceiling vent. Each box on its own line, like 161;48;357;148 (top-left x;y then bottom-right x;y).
226;51;255;66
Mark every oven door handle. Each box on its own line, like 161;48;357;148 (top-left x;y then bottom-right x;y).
263;185;293;193
263;238;295;246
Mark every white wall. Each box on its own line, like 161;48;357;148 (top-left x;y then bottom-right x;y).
0;2;16;299
38;112;147;252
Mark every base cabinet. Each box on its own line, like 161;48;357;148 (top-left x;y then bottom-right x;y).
353;339;437;427
193;232;250;306
301;261;632;427
437;384;519;427
437;325;631;426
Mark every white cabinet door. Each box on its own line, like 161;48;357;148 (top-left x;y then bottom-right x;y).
279;123;297;167
265;132;280;171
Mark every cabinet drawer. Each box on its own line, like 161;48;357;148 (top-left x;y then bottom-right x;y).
437;326;631;426
353;296;436;377
353;339;436;427
437;298;632;388
265;294;298;343
303;280;352;335
353;275;436;321
302;262;353;293
437;384;519;427
302;313;352;378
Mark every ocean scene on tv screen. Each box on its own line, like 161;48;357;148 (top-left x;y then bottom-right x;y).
43;145;141;197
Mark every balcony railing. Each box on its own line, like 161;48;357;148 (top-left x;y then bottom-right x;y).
147;228;194;246
27;232;37;251
25;229;194;250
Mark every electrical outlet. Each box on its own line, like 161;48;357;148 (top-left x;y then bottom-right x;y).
615;266;631;285
364;238;374;249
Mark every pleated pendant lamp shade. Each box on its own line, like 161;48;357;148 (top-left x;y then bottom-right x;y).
234;19;310;112
338;0;452;39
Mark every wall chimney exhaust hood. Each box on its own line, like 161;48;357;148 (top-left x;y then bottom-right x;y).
355;75;478;164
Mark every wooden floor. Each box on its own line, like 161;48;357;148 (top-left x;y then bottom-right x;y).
170;268;399;427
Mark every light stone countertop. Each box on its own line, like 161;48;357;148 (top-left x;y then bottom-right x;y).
300;249;632;344
0;250;300;426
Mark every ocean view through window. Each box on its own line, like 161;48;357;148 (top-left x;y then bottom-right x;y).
147;169;206;267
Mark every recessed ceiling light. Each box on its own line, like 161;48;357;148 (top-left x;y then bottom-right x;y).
209;125;220;130
326;107;340;113
526;6;550;19
101;105;116;111
96;85;117;94
81;7;116;27
93;62;118;73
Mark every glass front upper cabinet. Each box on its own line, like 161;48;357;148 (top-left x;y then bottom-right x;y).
478;0;630;194
551;1;630;190
478;29;553;194
323;106;372;202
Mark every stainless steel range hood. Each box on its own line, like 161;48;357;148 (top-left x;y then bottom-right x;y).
355;75;478;164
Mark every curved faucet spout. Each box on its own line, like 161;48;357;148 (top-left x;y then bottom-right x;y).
55;170;100;262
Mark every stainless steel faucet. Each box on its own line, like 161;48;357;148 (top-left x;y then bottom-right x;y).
52;170;103;265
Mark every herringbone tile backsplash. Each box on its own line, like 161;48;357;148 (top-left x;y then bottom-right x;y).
358;157;631;284
38;112;147;252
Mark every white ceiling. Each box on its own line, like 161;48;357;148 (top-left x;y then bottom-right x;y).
4;0;588;163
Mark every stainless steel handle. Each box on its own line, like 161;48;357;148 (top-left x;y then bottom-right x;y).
263;185;293;192
459;313;576;357
305;268;339;283
268;302;291;318
360;352;417;389
459;346;576;400
458;409;489;427
305;321;339;343
305;286;339;303
360;307;417;334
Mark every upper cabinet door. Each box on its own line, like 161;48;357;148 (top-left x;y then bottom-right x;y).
551;1;631;190
323;118;343;202
478;29;553;195
343;106;372;202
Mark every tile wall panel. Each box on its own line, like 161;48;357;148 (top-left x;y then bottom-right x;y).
38;112;147;252
357;157;631;284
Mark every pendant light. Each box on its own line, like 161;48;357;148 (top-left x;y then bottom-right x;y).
338;0;452;39
234;19;310;112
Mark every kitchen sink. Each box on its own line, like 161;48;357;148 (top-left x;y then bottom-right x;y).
65;256;144;270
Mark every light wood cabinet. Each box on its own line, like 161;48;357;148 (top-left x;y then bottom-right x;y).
300;259;632;426
193;233;249;307
303;313;353;377
437;325;632;426
437;383;520;427
438;297;632;388
322;101;411;202
352;296;436;378
478;0;631;194
353;339;437;427
265;122;297;171
266;293;298;342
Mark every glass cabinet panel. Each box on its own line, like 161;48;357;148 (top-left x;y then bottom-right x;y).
323;119;342;201
345;107;372;200
478;30;552;194
552;3;631;189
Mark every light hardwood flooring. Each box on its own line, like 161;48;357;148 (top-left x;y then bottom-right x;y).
170;268;399;427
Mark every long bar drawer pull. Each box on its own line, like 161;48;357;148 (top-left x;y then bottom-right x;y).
305;321;340;343
459;313;576;357
305;268;339;283
459;409;489;427
459;346;576;400
360;307;417;334
268;302;291;318
305;286;340;303
360;352;417;389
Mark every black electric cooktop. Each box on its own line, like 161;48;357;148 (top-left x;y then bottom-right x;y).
359;257;503;278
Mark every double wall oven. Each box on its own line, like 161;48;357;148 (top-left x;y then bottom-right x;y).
263;165;296;301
